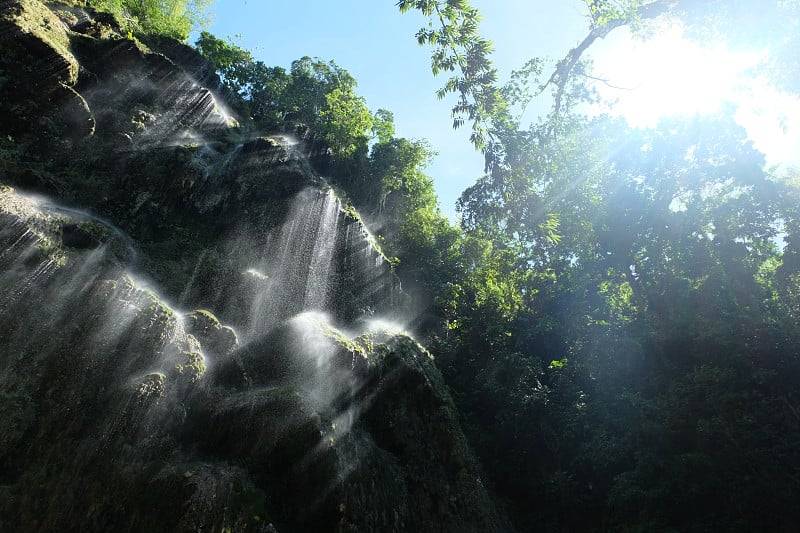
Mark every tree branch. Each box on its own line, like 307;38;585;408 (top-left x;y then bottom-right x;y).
541;0;687;116
581;73;639;91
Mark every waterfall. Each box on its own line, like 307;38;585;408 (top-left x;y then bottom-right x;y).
37;200;139;265
239;186;400;342
303;189;341;310
0;188;197;385
245;188;342;339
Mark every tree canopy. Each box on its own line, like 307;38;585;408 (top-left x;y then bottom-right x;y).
88;0;211;40
393;1;800;530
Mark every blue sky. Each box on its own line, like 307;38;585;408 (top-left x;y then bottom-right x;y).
200;1;590;218
200;2;800;218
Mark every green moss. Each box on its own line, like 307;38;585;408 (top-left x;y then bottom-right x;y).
220;325;239;345
111;284;182;356
0;137;21;164
185;309;239;360
34;236;68;266
46;0;88;7
174;351;205;382
51;7;78;27
342;201;395;264
8;0;79;84
76;220;108;239
130;372;166;402
145;301;174;326
193;308;221;327
254;385;302;405
224;478;272;531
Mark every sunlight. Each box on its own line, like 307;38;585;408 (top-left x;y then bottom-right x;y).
592;25;764;128
734;81;800;166
590;23;800;168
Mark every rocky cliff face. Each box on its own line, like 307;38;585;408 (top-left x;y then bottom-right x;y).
0;2;508;532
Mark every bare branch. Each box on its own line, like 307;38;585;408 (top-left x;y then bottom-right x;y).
541;0;688;116
581;73;640;91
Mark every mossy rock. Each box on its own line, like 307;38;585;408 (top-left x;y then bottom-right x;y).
196;385;343;530
162;463;274;532
170;350;205;384
61;221;102;249
50;2;124;39
185;309;238;356
184;309;245;387
0;0;87;137
0;0;78;85
237;313;368;388
0;7;514;526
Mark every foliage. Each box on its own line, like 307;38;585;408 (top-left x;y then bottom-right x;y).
397;0;498;149
320;87;373;157
394;2;800;530
400;0;800;125
88;0;211;40
195;32;289;125
411;105;800;530
195;36;390;163
371;109;396;144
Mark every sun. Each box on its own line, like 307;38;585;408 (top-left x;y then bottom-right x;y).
591;24;764;128
588;23;800;168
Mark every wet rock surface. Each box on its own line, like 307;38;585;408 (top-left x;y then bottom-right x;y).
0;2;510;531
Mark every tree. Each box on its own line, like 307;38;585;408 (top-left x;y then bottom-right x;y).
397;0;499;149
195;32;290;124
320;87;373;157
441;105;800;530
89;0;211;40
371;109;396;144
391;2;800;530
399;0;800;127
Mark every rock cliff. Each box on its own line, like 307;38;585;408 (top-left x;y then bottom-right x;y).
0;2;508;532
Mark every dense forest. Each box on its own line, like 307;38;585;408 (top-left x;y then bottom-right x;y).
4;0;800;531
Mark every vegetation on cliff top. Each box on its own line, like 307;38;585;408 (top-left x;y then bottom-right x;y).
86;0;210;40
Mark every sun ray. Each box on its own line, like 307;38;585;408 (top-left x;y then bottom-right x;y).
592;24;765;128
587;22;800;169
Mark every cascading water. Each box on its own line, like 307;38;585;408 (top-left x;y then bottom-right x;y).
36;200;139;265
0;145;489;533
0;134;418;533
0;188;204;387
241;186;396;341
303;189;341;310
245;188;339;338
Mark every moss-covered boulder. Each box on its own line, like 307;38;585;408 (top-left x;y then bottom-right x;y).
229;312;509;531
185;308;238;356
